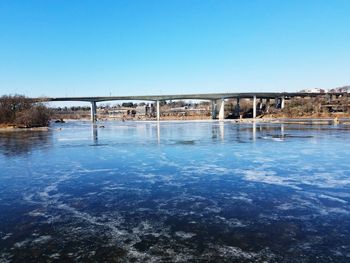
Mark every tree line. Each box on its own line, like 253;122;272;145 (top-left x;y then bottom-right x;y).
0;95;51;127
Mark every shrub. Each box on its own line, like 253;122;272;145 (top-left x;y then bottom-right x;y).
14;104;51;128
0;95;51;127
0;95;32;123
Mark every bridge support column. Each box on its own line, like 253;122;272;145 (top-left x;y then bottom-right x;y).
253;95;257;119
259;98;263;110
211;100;217;119
156;100;160;121
266;98;270;113
236;98;240;117
91;101;97;123
218;98;225;121
275;97;279;108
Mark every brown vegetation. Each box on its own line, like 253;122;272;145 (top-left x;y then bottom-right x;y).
280;96;350;118
0;95;51;128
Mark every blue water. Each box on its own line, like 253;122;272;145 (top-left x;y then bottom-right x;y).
1;121;350;262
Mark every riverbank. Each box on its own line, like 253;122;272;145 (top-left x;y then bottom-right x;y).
0;125;49;132
2;116;349;133
51;116;350;125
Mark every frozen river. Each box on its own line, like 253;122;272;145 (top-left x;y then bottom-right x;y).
1;121;350;262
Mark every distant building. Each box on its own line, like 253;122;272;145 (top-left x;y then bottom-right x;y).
107;109;128;117
329;86;350;93
136;104;155;117
299;88;326;93
300;85;350;94
136;105;147;116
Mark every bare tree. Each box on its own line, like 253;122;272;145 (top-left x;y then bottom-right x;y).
0;95;51;127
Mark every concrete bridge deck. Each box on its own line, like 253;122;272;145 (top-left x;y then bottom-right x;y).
33;92;344;122
42;92;330;103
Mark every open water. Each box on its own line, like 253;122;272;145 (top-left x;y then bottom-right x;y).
0;121;350;262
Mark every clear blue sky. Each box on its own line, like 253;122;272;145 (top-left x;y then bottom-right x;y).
0;0;349;98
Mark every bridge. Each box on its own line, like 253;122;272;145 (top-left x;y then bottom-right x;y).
35;92;343;122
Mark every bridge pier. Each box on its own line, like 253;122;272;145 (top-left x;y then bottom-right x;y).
259;98;263;110
266;98;270;113
275;97;279;108
236;98;240;117
274;97;285;109
253;95;257;119
91;101;97;122
156;100;160;121
211;100;217;119
218;98;225;121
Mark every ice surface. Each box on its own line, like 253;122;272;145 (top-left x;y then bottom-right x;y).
0;121;350;262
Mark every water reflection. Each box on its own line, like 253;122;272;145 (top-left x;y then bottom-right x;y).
157;121;160;144
86;121;320;146
211;122;225;141
219;121;224;141
92;124;98;144
252;122;256;141
0;130;51;156
211;123;219;140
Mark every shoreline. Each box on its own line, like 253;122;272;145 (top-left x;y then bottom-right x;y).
0;126;49;132
53;117;350;124
1;116;350;132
